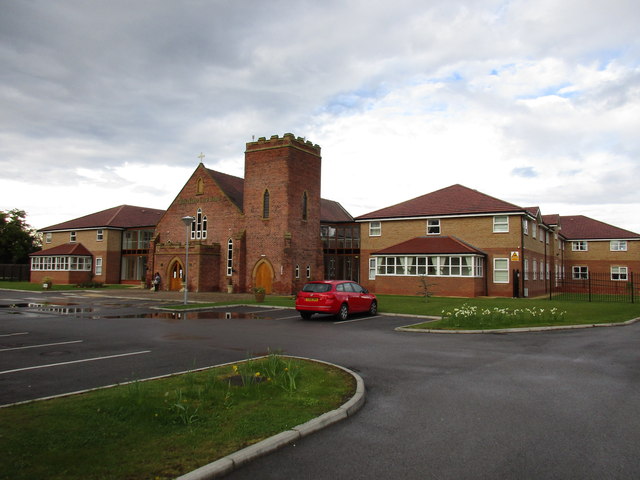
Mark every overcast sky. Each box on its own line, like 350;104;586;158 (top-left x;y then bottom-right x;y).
1;0;639;233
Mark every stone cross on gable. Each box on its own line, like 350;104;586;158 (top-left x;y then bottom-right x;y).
197;152;205;162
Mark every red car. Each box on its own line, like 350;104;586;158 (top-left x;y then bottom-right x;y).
295;280;378;320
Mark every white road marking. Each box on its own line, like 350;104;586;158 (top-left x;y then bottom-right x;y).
334;315;378;324
0;340;83;352
0;350;151;375
0;332;28;338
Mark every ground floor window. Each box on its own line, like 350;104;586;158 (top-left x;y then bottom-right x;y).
372;255;483;277
121;255;147;281
611;266;628;281
31;256;92;271
493;258;509;283
572;266;588;280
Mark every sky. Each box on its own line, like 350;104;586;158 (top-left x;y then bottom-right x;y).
1;0;639;233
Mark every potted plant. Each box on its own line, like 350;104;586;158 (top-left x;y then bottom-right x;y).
42;276;53;290
253;286;266;302
226;278;234;294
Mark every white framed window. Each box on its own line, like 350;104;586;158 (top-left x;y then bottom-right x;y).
226;239;233;276
539;227;544;242
493;258;509;283
306;265;311;279
97;229;104;241
572;241;588;251
369;258;376;280
493;216;509;233
610;240;627;251
546;262;550;280
95;257;103;276
369;221;381;237
611;266;628;281
375;255;482;277
532;222;537;239
295;264;300;279
45;233;52;244
524;259;529;280
523;219;529;235
191;208;207;240
532;260;537;280
572;266;588;280
70;231;77;242
427;219;441;235
545;232;550;244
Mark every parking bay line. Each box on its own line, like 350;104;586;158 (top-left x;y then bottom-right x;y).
334;315;378;324
0;350;151;375
0;332;29;338
0;340;83;353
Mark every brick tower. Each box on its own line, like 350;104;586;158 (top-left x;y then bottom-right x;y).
243;133;323;294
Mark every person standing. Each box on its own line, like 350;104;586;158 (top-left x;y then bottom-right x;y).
153;272;161;292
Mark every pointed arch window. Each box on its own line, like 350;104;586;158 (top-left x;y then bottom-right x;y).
302;191;308;221
191;208;208;239
227;238;233;276
196;178;204;195
262;189;270;219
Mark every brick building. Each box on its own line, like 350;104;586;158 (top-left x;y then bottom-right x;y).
31;205;164;286
357;184;640;298
148;133;355;295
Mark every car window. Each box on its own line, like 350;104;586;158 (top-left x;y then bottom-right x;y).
302;283;331;293
336;283;345;292
350;283;364;293
341;283;355;292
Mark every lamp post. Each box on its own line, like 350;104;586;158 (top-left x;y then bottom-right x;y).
181;216;195;305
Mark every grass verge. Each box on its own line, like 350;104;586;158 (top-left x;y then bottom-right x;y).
381;295;640;329
0;354;355;480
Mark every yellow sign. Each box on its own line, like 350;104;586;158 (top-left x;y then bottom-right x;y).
510;251;520;261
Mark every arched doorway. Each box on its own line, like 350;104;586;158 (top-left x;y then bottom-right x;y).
169;260;184;291
253;259;274;294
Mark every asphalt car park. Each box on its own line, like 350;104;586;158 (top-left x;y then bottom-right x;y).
1;289;640;479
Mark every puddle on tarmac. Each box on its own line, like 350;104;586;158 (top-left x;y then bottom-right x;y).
27;303;94;316
102;311;263;321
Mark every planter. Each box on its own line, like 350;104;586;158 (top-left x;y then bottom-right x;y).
254;293;265;303
226;284;234;294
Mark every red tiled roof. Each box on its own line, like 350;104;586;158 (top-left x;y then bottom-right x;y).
542;214;560;226
356;184;523;220
41;205;164;231
30;243;93;256
558;215;640;240
321;199;354;223
206;168;245;210
372;236;486;255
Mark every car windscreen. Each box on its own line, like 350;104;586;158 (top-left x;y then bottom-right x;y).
302;283;332;293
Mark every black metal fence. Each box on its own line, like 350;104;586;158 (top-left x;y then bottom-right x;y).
0;264;30;281
550;272;638;303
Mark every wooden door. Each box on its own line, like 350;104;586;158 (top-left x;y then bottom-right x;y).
170;262;183;291
255;261;273;294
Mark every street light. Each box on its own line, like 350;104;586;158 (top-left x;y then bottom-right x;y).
181;216;195;305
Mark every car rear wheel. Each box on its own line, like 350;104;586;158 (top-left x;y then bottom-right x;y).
337;303;348;321
300;311;312;320
368;300;378;315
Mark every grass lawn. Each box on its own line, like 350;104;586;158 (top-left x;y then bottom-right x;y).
0;355;355;480
380;295;640;329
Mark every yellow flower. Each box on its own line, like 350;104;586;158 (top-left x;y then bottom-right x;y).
255;372;261;377
232;365;238;372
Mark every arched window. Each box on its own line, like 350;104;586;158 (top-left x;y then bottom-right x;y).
196;177;204;195
227;238;233;276
262;189;270;219
302;191;308;221
191;209;208;239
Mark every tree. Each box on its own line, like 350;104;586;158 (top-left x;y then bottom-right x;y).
0;209;41;264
